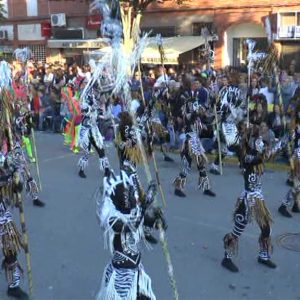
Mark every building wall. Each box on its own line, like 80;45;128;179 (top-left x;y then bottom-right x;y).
144;0;300;68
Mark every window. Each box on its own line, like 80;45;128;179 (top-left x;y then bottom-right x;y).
141;26;176;37
19;44;46;63
192;22;213;36
232;38;268;67
280;12;296;27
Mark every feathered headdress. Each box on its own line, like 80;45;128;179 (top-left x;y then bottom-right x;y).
13;48;32;63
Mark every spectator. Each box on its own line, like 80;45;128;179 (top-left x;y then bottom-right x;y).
38;86;54;131
131;71;141;92
111;96;122;121
268;104;284;138
250;101;267;125
281;75;294;112
259;78;274;112
43;65;54;92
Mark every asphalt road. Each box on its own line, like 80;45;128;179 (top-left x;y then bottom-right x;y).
0;132;299;300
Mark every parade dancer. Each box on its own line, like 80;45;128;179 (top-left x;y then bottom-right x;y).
115;111;160;244
0;152;29;300
210;83;244;175
278;122;300;218
221;127;276;272
61;83;81;153
13;104;45;207
14;109;36;163
78;91;109;178
173;92;216;198
96;160;167;300
152;86;174;162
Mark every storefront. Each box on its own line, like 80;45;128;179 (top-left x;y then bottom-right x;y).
47;39;109;65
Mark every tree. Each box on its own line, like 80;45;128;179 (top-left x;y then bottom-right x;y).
119;0;183;52
0;0;7;20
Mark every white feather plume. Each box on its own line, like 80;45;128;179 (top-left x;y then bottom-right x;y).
0;60;12;89
264;16;272;45
13;47;32;62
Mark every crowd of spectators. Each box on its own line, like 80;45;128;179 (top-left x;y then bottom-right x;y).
8;59;300;156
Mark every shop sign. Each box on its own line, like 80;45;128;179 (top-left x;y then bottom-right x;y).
48;40;108;48
86;15;102;29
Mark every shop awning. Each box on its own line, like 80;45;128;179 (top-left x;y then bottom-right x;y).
141;36;210;65
84;36;212;64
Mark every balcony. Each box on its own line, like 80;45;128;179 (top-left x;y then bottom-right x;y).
274;11;300;40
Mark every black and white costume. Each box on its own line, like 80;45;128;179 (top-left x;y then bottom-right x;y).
0;151;28;299
173;94;216;197
96;168;166;300
78;92;109;178
278;124;300;217
210;85;243;175
222;131;276;272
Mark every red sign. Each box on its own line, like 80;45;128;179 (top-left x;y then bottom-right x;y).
86;15;102;29
41;21;51;37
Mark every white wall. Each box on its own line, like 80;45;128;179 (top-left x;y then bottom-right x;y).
26;0;37;17
223;22;267;66
17;24;45;41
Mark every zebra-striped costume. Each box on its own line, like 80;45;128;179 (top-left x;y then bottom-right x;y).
279;127;300;217
78;98;109;176
96;171;157;300
0;158;24;291
173;102;214;197
222;135;276;272
8;142;39;202
210;85;243;175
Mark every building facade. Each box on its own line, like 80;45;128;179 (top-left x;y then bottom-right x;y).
1;0;300;69
142;0;300;69
0;0;104;64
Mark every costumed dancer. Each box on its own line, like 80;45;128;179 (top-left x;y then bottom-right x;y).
61;83;81;153
13;106;45;207
78;89;109;178
0;151;28;299
96;147;167;300
0;62;29;298
278;120;300;218
173;90;216;198
116;111;159;244
210;83;244;175
221;126;276;272
152;85;174;162
14;107;36;163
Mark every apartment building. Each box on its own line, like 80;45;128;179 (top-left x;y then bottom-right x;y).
142;0;300;69
0;0;103;64
1;0;300;69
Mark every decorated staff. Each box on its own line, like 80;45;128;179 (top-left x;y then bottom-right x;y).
213;102;223;175
0;60;31;299
137;61;167;207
